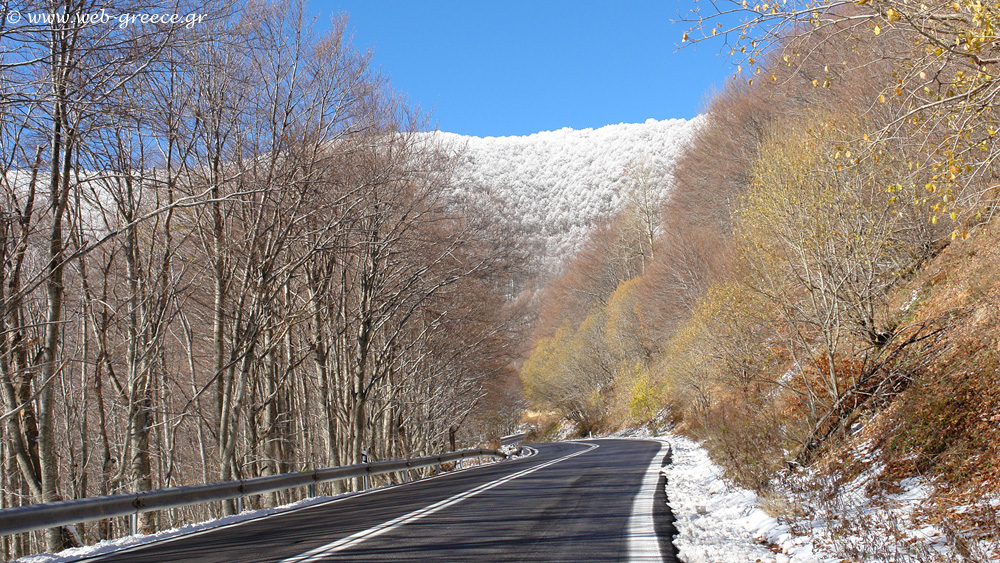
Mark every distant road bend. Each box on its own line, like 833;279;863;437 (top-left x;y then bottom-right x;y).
76;439;676;562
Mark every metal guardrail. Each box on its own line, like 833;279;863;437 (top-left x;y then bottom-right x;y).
0;448;505;538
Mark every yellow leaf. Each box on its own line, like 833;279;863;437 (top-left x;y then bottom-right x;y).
874;24;881;35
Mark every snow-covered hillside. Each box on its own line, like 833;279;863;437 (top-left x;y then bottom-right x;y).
431;117;702;268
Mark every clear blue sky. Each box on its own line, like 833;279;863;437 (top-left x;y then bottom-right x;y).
313;1;735;137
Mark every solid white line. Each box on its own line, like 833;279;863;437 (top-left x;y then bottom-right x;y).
519;445;539;457
627;440;669;562
278;442;599;563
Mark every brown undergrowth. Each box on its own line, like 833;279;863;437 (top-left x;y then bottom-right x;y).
801;213;1000;559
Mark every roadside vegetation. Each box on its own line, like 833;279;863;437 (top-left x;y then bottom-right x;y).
521;1;1000;558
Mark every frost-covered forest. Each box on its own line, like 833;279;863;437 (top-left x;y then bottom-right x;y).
0;0;701;556
433;118;699;266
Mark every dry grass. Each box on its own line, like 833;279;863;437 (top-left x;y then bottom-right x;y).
794;213;1000;561
874;213;1000;498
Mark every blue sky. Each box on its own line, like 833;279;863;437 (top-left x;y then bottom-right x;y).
314;1;736;137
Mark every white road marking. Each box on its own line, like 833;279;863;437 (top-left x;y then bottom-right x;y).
628;440;669;562
278;442;599;563
84;452;515;561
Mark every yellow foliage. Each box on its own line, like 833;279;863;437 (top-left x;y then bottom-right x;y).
627;373;663;423
604;278;649;360
522;277;662;430
520;324;576;407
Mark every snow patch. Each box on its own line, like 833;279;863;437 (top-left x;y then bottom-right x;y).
662;433;840;563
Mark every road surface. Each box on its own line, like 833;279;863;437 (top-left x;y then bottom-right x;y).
73;439;676;562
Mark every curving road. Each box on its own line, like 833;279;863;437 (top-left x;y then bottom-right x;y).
73;439;675;563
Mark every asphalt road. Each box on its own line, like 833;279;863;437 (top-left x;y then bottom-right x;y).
76;439;675;562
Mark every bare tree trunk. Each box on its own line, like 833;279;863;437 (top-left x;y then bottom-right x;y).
39;71;76;548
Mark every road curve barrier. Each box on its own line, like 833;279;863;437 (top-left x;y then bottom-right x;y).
0;448;505;539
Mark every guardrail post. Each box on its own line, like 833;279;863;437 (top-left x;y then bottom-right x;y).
129;513;138;536
308;483;316;498
234;496;243;514
361;452;369;490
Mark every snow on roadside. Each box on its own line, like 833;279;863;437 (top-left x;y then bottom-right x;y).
663;433;839;563
19;495;341;563
780;451;999;562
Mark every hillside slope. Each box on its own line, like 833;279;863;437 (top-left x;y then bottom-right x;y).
431;117;701;268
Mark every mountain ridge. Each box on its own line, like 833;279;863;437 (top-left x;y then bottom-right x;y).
428;117;702;268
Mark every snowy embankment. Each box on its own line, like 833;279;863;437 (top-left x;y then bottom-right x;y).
663;433;838;563
656;431;998;563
